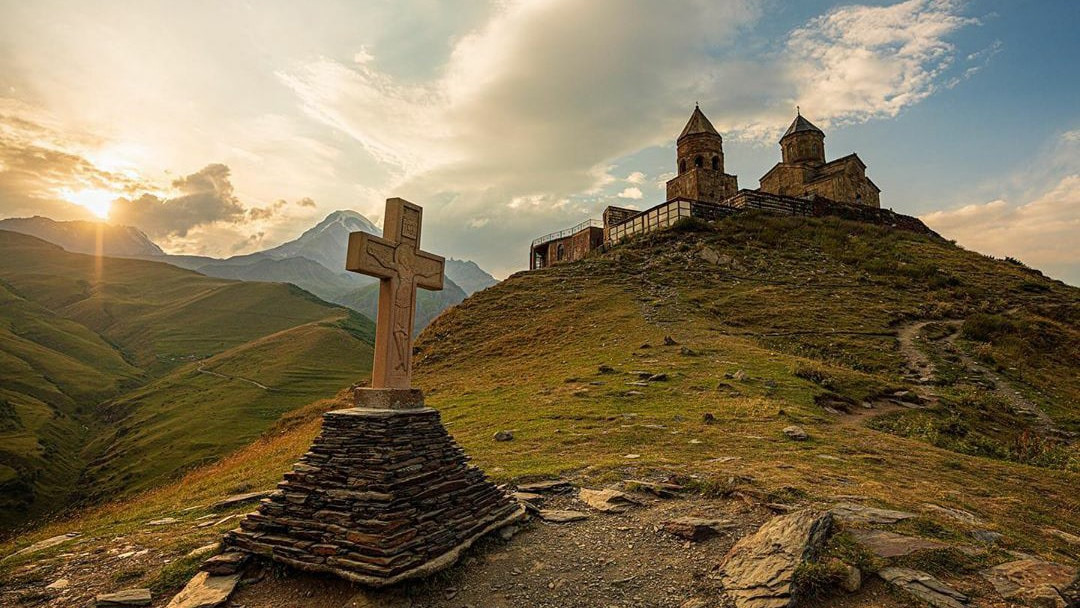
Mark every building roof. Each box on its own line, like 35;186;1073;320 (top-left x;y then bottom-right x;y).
782;113;825;138
679;105;721;139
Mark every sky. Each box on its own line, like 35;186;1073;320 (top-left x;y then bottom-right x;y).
0;0;1077;282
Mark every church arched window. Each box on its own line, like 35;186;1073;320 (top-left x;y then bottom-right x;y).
711;156;719;170
556;243;565;261
694;156;703;168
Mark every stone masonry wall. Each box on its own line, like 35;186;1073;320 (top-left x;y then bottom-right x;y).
226;407;523;586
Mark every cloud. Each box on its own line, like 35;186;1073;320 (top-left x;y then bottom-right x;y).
744;0;980;137
618;187;643;200
923;174;1080;284
923;130;1080;285
110;164;246;238
272;0;982;276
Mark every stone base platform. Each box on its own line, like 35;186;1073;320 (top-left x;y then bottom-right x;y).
225;391;524;587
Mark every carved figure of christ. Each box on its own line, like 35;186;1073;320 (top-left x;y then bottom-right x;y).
346;198;445;389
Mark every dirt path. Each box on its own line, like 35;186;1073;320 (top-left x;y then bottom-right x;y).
894;319;1061;436
196;365;273;391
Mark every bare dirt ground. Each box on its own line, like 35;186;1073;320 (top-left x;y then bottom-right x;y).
231;492;766;608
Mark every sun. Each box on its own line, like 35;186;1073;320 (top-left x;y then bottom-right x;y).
59;188;117;219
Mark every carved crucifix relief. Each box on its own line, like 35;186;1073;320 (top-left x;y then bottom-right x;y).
346;198;444;389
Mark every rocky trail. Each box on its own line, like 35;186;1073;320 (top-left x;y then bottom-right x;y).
894;319;1066;437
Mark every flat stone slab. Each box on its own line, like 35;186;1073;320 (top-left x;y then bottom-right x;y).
165;571;239;608
981;558;1075;608
210;491;271;511
849;529;948;558
95;588;152;607
830;503;917;524
922;503;983;525
200;551;248;576
623;479;685;498
4;532;80;560
517;480;573;494
716;510;833;608
539;509;589;523
578;488;641;513
660;517;737;541
879;567;968;608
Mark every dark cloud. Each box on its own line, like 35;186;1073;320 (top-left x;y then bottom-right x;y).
297;197;316;208
111;164;245;237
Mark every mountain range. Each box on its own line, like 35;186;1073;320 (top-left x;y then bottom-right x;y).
0;212;498;334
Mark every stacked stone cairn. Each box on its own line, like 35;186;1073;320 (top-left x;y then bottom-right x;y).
226;389;524;587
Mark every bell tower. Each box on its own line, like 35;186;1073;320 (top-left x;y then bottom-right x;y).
780;110;826;166
666;105;739;203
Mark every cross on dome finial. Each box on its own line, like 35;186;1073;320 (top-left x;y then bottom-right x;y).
797;105;801;116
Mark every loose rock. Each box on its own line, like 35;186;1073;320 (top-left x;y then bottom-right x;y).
660;517;736;541
578;488;641;513
200;551;248;576
879;567;968;608
517;480;573;494
830;503;917;524
95;588;153;607
165;572;239;608
5;532;80;560
493;430;514;442
981;558;1075;608
46;578;70;591
147;517;178;526
849;529;949;558
782;426;809;441
209;491;271;511
623;479;684;498
538;510;589;523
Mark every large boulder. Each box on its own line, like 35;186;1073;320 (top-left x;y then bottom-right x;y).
716;510;833;608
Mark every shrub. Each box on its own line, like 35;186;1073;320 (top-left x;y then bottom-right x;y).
961;314;1017;342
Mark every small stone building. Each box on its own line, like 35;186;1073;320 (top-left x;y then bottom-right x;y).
758;114;881;208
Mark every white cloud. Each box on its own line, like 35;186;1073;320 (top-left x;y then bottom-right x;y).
923;174;1080;284
777;0;979;131
625;171;646;184
618;187;644;200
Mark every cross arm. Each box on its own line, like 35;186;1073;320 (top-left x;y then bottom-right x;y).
414;251;445;291
345;232;397;279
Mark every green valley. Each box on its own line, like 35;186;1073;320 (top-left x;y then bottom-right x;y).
0;230;374;530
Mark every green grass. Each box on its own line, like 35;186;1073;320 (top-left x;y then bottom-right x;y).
0;214;1076;587
0;230;374;530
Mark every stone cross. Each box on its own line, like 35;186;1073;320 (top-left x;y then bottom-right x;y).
346;198;444;389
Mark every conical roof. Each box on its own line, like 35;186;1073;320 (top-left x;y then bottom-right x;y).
679;105;720;139
783;114;824;138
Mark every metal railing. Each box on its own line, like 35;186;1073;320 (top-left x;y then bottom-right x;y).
530;218;604;248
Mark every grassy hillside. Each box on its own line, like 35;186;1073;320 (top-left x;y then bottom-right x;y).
1;214;1076;601
0;230;374;530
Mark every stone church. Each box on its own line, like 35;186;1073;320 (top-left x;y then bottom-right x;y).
759;112;880;207
531;106;911;270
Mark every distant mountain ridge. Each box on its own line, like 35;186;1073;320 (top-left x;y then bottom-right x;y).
0;211;499;331
0;216;164;257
